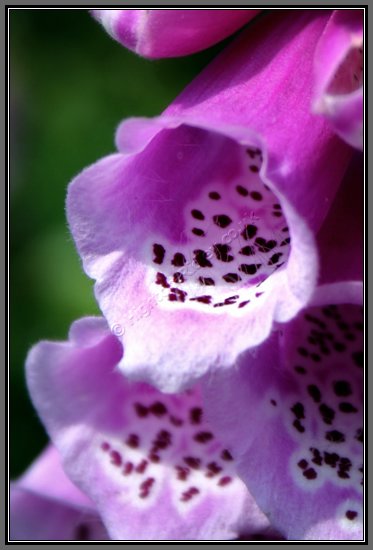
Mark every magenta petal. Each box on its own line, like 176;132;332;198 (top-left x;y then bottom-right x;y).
10;445;108;541
26;317;273;541
203;284;363;540
313;9;364;149
90;9;260;58
67;11;352;392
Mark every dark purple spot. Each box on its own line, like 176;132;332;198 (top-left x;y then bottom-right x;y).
241;224;257;240
213;214;232;229
238;300;251;308
214;243;234;262
192;227;205;237
294;366;307;375
209;191;221;200
149;401;168;416
194;431;214;443
334;342;346;352
171;253;186;267
239;245;255;256
291;402;305;420
298;459;308;470
250;191;262;201
148;453;160;463
293;419;305;433
333;380;352;397
255;237;277;252
270;399;277;406
325;430;345;443
153;430;172;450
190;295;212;304
355;428;363;443
134;403;148;418
194;249;212;268
352;351;363;368
307;384;321;403
155;272;170;288
268;253;283;266
223;273;242;283
319;403;335;425
236;185;248;196
170;415;184;427
303;468;317;480
136;459;148;474
123;462;133;475
339;402;358;413
74;524;91;541
298;347;309;357
176;466;190;481
206;462;222;477
221;449;233;461
191;209;205;220
280;237;291;246
183;456;201;469
169;288;187;303
249;165;259;173
126;434;140;449
346;510;358;521
101;442;110;451
190;407;202;424
110;450;122;466
153;243;165;265
324;452;340;467
218;476;232;486
199;276;215;286
239;263;261;275
173;272;185;284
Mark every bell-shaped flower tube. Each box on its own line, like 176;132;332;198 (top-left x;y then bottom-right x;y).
10;446;108;541
90;9;261;58
25;317;277;541
313;9;364;149
201;156;364;540
67;10;352;393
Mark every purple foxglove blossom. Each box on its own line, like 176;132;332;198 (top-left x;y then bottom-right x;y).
313;9;363;149
67;10;352;393
10;445;108;541
25;317;278;541
90;9;260;58
201;159;364;541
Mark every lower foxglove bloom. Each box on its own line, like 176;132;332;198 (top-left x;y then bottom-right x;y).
313;9;363;149
90;9;260;58
67;10;352;392
201;158;364;540
25;317;276;541
10;445;108;541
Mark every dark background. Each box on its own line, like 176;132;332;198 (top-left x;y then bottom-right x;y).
10;9;234;477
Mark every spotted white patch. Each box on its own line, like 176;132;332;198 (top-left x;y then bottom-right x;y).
96;386;239;513
146;146;291;314
268;305;363;493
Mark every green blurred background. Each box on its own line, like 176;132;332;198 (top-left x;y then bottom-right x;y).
10;9;231;477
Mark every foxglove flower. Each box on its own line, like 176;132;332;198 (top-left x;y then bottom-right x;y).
10;446;108;541
67;10;352;392
25;317;276;541
202;158;364;540
91;9;260;58
313;9;363;149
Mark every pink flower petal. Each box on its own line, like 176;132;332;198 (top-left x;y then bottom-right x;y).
91;9;260;58
203;285;363;540
67;11;352;392
313;9;364;149
26;317;273;541
10;445;108;541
